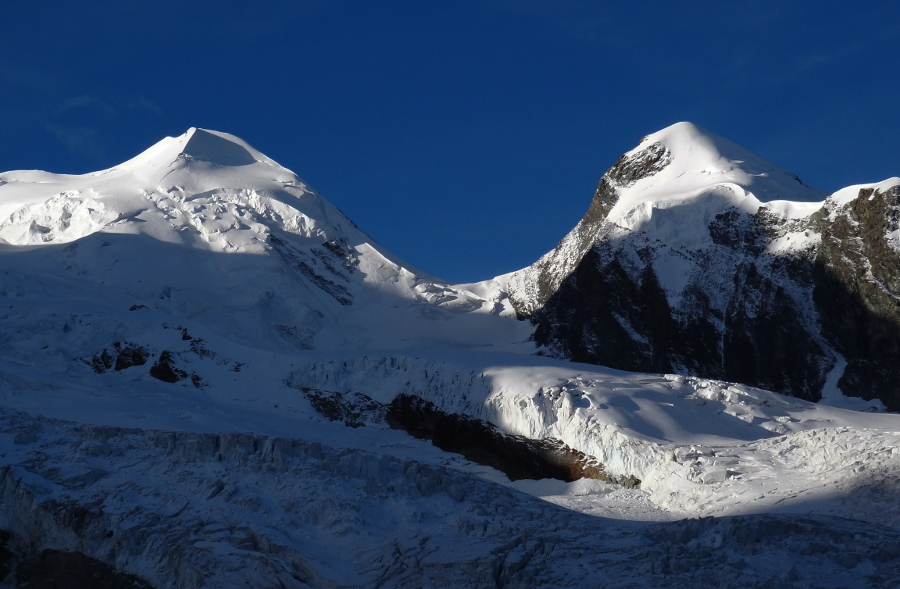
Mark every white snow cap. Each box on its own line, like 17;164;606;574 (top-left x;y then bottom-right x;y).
635;122;823;200
114;127;281;172
0;128;351;249
829;176;900;207
604;122;828;228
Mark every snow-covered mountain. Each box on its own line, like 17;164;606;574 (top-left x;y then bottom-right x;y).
1;126;899;588
507;122;900;410
0;128;527;356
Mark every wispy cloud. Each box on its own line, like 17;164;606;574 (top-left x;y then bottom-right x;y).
128;97;163;116
44;123;107;165
56;95;117;116
36;94;165;169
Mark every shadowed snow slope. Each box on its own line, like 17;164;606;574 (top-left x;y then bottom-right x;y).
1;125;899;588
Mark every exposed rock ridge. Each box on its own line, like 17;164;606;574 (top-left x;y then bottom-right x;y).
814;184;900;409
506;141;672;317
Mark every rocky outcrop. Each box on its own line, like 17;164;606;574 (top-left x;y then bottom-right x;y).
814;185;900;409
295;386;638;486
525;208;830;402
16;550;155;589
506;141;673;319
0;529;11;583
148;350;189;384
85;342;150;374
296;387;387;428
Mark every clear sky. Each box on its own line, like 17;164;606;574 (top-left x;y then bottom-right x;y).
2;1;898;282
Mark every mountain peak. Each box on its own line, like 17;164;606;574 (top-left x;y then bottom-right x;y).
615;121;826;209
638;121;708;146
180;128;258;167
636;121;748;159
0;127;342;249
110;127;271;175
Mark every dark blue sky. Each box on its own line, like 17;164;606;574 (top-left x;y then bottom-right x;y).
2;1;898;282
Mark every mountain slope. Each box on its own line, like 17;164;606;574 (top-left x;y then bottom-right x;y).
1;126;900;588
506;122;900;409
0;128;530;368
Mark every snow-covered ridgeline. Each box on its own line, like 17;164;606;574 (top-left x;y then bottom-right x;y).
505;123;827;315
500;212;605;317
0;129;479;316
0;128;429;294
0;130;336;248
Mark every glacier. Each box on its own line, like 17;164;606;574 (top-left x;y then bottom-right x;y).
0;125;899;587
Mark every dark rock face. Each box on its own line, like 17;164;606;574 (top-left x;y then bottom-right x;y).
148;350;187;383
531;239;829;401
86;342;149;374
0;529;11;583
720;263;827;399
532;250;678;376
512;142;899;407
16;549;155;589
296;387;639;486
386;394;630;485
814;186;900;410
